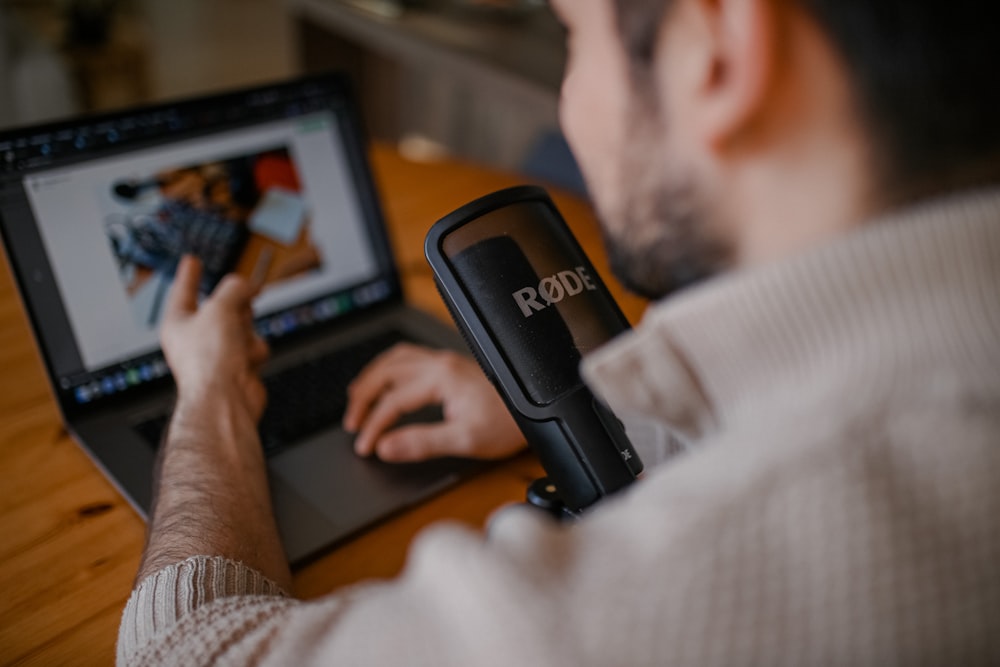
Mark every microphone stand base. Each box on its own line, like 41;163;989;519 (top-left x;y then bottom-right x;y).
526;477;578;521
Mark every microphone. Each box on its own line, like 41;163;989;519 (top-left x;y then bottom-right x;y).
426;185;643;513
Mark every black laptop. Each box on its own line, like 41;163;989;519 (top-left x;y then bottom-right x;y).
0;74;480;564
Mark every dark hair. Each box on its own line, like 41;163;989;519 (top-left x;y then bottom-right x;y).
613;0;1000;200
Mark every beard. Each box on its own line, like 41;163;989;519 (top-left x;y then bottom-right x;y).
599;101;732;301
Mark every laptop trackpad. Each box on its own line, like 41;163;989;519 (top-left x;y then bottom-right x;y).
268;471;340;563
270;426;462;530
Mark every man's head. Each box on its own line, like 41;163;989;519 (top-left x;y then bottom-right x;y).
551;0;1000;299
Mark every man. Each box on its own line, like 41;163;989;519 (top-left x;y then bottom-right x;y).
118;0;1000;664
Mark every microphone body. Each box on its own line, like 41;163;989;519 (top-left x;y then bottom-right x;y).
426;186;642;512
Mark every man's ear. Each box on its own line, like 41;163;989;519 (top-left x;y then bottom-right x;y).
658;0;781;152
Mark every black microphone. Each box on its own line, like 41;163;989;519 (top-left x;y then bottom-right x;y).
448;235;581;406
426;185;643;513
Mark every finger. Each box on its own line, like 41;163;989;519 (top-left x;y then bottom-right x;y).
211;274;255;309
247;378;268;422
242;302;258;334
343;344;427;432
373;422;468;462
248;333;270;367
352;380;441;456
163;255;202;320
343;372;392;434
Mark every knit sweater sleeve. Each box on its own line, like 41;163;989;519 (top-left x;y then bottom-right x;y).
117;408;1000;666
116;556;292;665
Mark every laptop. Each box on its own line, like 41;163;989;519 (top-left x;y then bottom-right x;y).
0;74;483;565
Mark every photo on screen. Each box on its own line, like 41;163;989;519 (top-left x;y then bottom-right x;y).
102;146;323;329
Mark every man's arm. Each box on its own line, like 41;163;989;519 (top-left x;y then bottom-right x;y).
135;256;290;590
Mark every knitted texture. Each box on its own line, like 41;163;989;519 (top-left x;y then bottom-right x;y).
119;189;1000;666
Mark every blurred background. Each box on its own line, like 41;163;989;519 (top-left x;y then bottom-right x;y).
0;0;584;192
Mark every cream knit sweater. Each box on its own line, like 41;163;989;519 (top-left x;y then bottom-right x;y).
118;189;1000;666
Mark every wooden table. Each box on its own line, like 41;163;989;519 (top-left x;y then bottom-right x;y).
0;145;646;666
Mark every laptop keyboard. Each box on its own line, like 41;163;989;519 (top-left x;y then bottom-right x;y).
135;329;409;457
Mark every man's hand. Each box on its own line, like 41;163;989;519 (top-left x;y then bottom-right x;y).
161;255;269;421
344;344;526;462
135;256;289;590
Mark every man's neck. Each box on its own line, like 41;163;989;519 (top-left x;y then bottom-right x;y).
727;127;876;268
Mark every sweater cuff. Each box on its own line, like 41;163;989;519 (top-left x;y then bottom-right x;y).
117;556;287;664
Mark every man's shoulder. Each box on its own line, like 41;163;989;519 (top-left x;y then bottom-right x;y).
634;377;1000;538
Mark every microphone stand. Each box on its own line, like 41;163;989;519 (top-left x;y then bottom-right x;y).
525;477;579;522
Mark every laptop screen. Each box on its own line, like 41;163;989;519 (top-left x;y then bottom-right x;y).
0;75;399;411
